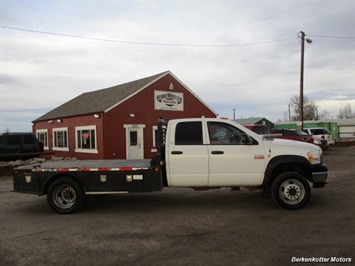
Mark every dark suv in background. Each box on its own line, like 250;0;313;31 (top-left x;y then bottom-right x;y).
0;132;43;160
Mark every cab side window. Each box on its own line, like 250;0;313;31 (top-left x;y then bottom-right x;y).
175;122;203;145
208;122;256;145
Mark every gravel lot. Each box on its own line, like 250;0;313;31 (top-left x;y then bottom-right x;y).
0;146;354;266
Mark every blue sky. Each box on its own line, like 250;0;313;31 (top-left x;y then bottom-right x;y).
1;0;354;132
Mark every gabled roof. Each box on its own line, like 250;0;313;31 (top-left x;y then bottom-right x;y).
34;70;217;122
34;71;170;122
232;117;265;125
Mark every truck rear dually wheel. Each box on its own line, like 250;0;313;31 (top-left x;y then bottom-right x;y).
47;177;85;214
272;172;311;210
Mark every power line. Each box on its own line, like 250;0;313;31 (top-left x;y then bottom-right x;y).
1;25;295;47
307;34;355;39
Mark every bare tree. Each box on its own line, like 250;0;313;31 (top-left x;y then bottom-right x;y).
318;110;331;120
337;104;354;119
289;95;317;121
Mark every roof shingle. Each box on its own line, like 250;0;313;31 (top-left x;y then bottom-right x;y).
34;71;169;122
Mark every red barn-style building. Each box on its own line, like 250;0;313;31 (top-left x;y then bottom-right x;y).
33;71;217;159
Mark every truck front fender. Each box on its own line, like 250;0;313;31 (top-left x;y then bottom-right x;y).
262;155;312;189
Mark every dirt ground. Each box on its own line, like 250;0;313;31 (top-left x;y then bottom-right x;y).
0;146;354;266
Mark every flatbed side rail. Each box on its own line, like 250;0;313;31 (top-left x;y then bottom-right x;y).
32;166;151;173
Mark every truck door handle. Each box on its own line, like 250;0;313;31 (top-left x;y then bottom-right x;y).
171;151;183;155
211;151;224;155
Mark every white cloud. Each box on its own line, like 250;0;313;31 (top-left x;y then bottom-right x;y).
0;0;354;131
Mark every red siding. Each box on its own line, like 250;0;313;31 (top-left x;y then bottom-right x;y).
33;73;216;160
33;114;104;159
103;74;215;159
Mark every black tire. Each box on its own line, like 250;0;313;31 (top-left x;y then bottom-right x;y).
271;172;311;210
47;177;85;214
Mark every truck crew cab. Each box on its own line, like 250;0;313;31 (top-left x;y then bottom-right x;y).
13;117;328;214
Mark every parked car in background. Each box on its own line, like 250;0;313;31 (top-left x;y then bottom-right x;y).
270;129;328;150
0;132;43;160
270;129;313;143
244;124;270;135
303;128;335;146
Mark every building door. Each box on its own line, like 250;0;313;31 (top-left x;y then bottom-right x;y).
124;125;145;159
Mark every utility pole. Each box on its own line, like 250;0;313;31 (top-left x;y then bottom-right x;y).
299;31;305;130
299;31;312;130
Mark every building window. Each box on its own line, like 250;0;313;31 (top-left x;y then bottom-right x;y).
53;128;68;151
75;126;98;153
36;129;48;150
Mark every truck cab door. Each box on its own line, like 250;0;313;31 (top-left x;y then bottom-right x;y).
207;121;266;186
166;121;209;187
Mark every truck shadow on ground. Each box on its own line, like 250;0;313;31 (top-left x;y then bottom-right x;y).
83;188;277;213
12;186;330;215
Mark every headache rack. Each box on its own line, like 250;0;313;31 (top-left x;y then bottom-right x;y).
156;117;167;155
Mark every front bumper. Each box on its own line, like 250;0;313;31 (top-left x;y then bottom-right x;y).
311;164;328;188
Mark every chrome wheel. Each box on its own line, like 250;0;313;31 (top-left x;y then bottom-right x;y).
278;179;305;205
53;184;77;209
272;172;311;210
47;177;85;214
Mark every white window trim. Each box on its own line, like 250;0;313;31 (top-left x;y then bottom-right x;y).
75;125;98;154
36;129;49;150
123;124;146;129
53;127;69;151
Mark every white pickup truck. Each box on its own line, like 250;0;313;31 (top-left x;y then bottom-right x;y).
13;117;328;214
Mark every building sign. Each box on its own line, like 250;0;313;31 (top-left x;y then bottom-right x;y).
154;90;184;111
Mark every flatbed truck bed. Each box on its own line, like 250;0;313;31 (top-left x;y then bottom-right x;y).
15;159;152;172
13;158;164;213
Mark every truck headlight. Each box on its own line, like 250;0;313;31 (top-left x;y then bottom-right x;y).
307;151;321;164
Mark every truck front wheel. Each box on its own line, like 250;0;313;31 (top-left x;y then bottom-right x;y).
271;172;311;210
47;177;85;214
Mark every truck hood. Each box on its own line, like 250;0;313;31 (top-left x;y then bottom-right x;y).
265;138;321;151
